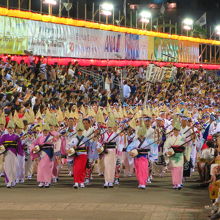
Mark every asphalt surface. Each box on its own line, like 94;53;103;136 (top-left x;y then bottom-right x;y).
0;170;210;220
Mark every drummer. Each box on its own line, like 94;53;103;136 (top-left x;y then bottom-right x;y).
164;118;186;190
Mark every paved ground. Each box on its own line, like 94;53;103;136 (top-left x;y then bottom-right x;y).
0;171;209;220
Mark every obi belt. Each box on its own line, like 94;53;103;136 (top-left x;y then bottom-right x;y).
104;142;116;149
3;141;17;148
41;144;54;160
171;145;185;153
75;147;87;153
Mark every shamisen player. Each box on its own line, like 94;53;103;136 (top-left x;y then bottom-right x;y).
0;119;22;188
31;123;55;188
97;113;119;188
126;126;152;189
67;120;88;189
164;118;186;190
0;112;6;178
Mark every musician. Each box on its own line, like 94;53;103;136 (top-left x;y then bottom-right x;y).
154;117;167;177
123;127;134;177
98;117;118;188
51;122;62;183
114;130;127;185
180;116;194;178
0;120;22;188
159;111;172;130
15;120;26;184
67;117;77;137
0;114;6;177
127;127;152;189
85;129;99;185
180;116;193;159
144;116;158;183
31;123;54;188
82;118;94;138
67;121;88;188
65;117;77;176
24;126;37;180
164;121;186;190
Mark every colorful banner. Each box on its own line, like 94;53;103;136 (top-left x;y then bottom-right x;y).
178;41;200;63
154;37;179;62
0;16;28;54
0;15;199;62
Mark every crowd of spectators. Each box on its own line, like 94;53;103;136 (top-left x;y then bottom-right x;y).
0;56;219;118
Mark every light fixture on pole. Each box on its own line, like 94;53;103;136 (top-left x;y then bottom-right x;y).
43;0;57;15
215;25;220;36
100;2;114;24
182;18;194;36
140;11;152;29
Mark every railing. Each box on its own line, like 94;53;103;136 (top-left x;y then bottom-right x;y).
79;67;104;88
79;67;123;102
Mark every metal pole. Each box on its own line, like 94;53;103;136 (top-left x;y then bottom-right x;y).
7;0;9;9
18;0;21;10
156;18;159;32
92;2;95;21
59;0;62;17
67;0;70;18
76;1;79;19
136;10;138;28
205;43;208;62
175;22;177;34
150;18;152;31
85;3;87;20
169;19;172;34
216;46;220;63
106;16;108;24
199;45;202;63
99;5;101;23
130;10;132;27
210;27;212;63
214;36;217;63
113;7;115;25
48;4;52;15
40;0;43;14
119;10;121;25
163;18;165;33
124;0;127;27
29;0;31;11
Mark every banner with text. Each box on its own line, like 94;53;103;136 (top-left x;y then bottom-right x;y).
0;16;199;62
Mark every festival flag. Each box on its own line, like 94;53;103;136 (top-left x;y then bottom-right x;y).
160;3;165;15
195;12;206;27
